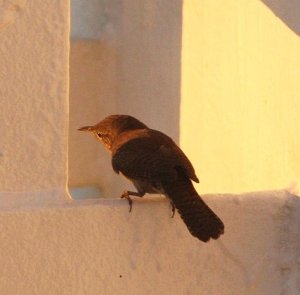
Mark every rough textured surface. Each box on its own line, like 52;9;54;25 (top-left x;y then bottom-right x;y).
0;190;299;294
69;1;183;196
0;0;69;192
0;0;27;31
1;2;298;293
181;0;300;194
70;1;300;198
71;0;121;40
68;40;129;197
117;0;182;141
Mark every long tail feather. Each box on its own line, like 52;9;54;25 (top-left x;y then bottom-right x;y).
163;173;224;242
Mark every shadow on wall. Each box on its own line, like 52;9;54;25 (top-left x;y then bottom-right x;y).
261;0;300;35
69;1;183;198
117;0;183;142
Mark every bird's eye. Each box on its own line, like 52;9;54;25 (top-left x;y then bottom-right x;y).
97;132;103;138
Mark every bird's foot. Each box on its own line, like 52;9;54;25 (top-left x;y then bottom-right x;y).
170;201;176;218
120;190;145;213
121;191;133;212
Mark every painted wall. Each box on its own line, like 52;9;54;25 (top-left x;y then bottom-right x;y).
69;41;121;197
68;0;123;197
0;1;299;294
0;191;299;295
69;1;183;197
0;0;69;195
181;1;300;194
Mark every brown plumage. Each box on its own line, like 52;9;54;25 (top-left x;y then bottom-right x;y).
78;114;224;242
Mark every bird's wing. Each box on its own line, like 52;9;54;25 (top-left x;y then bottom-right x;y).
149;130;200;183
112;135;178;183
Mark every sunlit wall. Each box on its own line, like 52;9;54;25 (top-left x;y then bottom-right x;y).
181;1;300;194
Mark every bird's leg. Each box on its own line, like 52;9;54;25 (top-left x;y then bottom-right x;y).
120;191;144;212
170;200;176;218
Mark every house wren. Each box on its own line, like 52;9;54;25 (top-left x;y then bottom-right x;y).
79;115;224;242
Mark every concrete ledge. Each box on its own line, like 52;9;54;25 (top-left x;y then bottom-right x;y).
0;190;299;294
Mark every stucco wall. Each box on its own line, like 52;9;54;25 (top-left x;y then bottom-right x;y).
70;0;300;197
69;0;182;197
1;1;300;294
0;190;299;295
0;0;69;194
181;0;300;194
69;41;122;197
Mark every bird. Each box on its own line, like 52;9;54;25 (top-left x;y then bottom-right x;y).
78;114;224;242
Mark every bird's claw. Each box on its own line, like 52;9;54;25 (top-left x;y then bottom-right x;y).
170;201;176;218
121;191;133;212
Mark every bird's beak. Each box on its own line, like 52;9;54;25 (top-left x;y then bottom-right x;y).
78;126;94;132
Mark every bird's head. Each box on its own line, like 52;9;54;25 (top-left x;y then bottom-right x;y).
78;114;148;150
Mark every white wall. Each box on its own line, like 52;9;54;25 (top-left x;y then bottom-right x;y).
1;1;299;294
0;0;69;196
0;191;299;294
71;0;120;40
69;0;122;197
181;0;300;194
69;0;183;197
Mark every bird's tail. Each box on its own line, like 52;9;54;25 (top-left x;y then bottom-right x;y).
163;170;224;242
